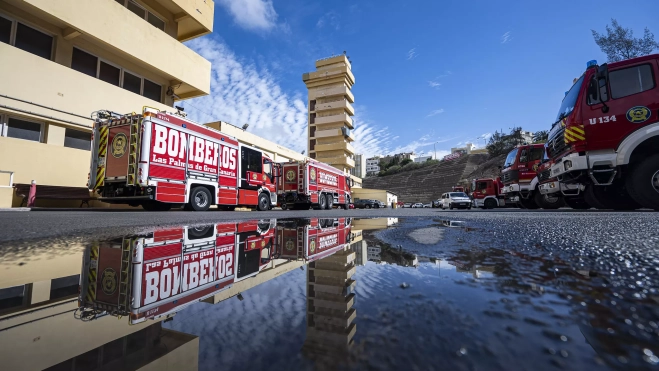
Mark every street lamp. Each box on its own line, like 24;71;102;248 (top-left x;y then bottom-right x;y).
434;142;437;160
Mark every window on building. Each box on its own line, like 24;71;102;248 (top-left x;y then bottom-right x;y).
0;15;11;44
71;48;98;77
143;78;162;102
117;0;166;31
71;47;163;102
609;64;655;99
99;61;121;86
0;285;28;312
5;117;42;142
49;274;80;300
64;128;91;150
14;22;53;60
0;15;53;60
123;71;142;94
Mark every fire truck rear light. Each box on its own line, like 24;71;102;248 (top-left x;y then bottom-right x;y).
564;161;572;171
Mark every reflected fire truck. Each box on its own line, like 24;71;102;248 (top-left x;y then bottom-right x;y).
77;218;353;324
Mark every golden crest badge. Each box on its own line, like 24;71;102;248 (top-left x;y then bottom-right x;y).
252;173;257;180
111;133;127;158
263;174;267;181
310;168;316;181
101;267;117;296
286;170;295;181
285;240;294;251
310;240;316;253
626;106;651;123
261;240;265;247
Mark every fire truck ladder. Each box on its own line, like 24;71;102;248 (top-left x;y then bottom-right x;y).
118;238;134;311
127;117;140;186
297;167;305;193
297;226;305;260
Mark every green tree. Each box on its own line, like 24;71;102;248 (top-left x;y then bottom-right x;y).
592;19;659;62
400;158;413;166
533;130;549;143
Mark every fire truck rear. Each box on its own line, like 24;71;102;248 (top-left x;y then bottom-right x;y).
278;159;353;210
500;144;564;209
276;217;353;262
89;107;279;211
546;56;659;210
78;219;277;324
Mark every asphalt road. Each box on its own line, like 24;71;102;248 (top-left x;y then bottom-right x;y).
0;207;658;244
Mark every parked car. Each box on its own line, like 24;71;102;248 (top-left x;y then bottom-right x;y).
423;203;431;208
439;192;472;210
377;200;387;208
354;199;379;209
431;199;442;208
404;203;413;208
411;202;424;208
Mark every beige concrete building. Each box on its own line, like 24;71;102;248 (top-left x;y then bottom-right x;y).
0;0;215;208
303;54;355;174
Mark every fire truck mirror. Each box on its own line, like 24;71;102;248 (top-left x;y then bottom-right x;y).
587;77;600;103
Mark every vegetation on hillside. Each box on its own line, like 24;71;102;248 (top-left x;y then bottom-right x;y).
378;158;440;176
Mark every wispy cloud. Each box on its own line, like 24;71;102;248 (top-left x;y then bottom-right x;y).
501;31;512;44
218;0;281;32
427;81;441;89
407;48;418;60
426;109;445;117
316;11;340;30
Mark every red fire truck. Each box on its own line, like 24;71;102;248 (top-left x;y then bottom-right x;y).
78;219;277;324
276;217;353;262
470;177;505;209
278;159;353;210
89;107;280;211
546;56;659;210
500;144;564;209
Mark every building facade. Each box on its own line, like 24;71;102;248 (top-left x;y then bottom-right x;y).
414;155;433;163
350;153;366;178
0;0;214;208
382;151;416;164
365;156;381;175
303;54;355;174
451;143;476;154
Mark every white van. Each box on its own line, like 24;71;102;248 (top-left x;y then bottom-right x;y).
439;192;472;210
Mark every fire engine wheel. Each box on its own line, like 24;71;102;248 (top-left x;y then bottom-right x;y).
257;193;270;211
564;196;591;210
142;201;171;211
626;154;659;210
326;194;334;210
517;197;538;209
533;191;564;210
484;198;497;209
280;202;288;210
585;182;641;210
319;194;328;210
189;187;211;211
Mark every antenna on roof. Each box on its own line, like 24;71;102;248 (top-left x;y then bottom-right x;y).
242;123;249;131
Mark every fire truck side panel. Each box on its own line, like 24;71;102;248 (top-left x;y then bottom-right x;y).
105;125;131;178
306;220;350;261
278;228;301;260
95;246;123;306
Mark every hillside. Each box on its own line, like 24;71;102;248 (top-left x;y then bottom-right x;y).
362;153;490;203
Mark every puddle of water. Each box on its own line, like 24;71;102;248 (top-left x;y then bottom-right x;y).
0;217;656;370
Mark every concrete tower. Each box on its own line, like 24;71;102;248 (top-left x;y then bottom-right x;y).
303;55;356;174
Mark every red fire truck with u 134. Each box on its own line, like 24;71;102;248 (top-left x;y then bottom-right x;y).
545;56;659;210
89;107;280;212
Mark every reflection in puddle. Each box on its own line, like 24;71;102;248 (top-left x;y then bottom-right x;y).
0;217;656;370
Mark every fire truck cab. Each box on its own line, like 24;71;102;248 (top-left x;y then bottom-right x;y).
471;177;505;209
89;108;280;212
546;56;659;210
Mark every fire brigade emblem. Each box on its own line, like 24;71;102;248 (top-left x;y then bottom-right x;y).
101;267;117;296
626;106;651;123
310;168;317;181
285;239;294;251
111;133;127;158
532;163;539;171
261;240;265;248
310;240;316;253
250;241;256;249
263;174;267;181
252;173;257;180
286;170;295;181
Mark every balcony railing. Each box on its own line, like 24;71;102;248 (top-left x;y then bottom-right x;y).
310;86;354;103
314;99;354;116
314;113;353;128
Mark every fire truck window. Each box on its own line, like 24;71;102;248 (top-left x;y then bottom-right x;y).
64;128;91;151
477;181;488;190
609;64;655;99
529;147;544;161
6;117;42;142
263;160;272;179
241;147;262;178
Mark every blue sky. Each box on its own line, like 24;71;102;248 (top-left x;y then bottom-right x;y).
182;0;659;158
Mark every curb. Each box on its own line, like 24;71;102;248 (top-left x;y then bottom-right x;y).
0;207;31;212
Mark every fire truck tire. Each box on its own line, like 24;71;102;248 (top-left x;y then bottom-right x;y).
585;182;640;210
326;194;334;210
319;193;328;210
533;191;564;210
626;154;659;210
564;197;590;210
189;187;212;211
280;202;288;210
142;201;171;211
484;198;497;209
257;193;270;211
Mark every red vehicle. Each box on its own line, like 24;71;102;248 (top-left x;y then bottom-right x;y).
89;107;280;211
537;156;589;209
546;56;659;210
470;177;505;209
276;217;353;262
452;186;465;193
78;219;277;324
500;144;564;209
278;159;353;210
